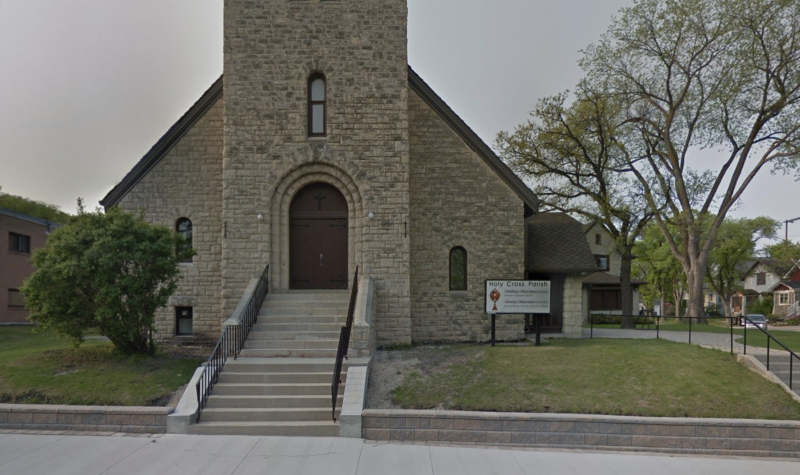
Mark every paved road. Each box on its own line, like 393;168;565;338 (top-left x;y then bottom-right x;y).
0;432;797;475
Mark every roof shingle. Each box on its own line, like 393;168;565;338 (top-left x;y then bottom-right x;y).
526;213;599;274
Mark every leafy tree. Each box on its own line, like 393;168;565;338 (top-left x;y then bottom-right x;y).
705;217;779;318
497;89;654;326
22;207;193;354
0;186;72;224
634;223;686;317
580;0;800;318
763;240;800;272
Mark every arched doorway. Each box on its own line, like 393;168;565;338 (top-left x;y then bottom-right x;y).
289;183;349;289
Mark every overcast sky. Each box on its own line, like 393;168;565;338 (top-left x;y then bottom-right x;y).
0;0;798;238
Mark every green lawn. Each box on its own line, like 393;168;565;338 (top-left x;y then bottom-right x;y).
587;321;800;352
390;339;800;419
0;327;202;406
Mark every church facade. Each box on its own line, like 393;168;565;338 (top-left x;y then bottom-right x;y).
101;0;597;347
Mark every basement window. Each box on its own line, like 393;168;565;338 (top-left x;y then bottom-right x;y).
176;307;193;335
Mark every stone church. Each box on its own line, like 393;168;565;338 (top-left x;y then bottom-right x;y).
101;0;598;349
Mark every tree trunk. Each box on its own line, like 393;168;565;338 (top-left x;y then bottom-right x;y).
685;251;709;321
620;246;635;329
659;293;666;323
721;296;734;326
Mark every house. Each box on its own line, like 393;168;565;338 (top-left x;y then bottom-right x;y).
0;207;59;323
731;258;799;317
581;221;641;319
100;0;596;346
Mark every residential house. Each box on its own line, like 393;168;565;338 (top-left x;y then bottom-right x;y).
581;221;641;319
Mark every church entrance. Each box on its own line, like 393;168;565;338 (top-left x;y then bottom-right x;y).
289;183;349;290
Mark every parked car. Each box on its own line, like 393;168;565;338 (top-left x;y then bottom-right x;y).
743;314;768;330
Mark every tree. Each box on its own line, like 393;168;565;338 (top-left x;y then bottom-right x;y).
22;207;193;354
634;223;686;317
763;240;800;271
705;217;779;318
580;0;800;317
0;186;72;224
497;89;654;325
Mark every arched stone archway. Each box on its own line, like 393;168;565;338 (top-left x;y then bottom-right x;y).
269;163;365;292
289;183;348;289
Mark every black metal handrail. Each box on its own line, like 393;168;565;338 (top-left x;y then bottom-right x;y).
742;315;800;390
332;266;358;422
588;313;800;390
196;264;269;422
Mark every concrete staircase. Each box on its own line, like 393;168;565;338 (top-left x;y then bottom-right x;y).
753;353;800;397
190;291;363;436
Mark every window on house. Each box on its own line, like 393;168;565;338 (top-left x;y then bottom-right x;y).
449;247;467;291
594;254;609;271
8;232;31;253
595;233;601;245
176;218;193;263
590;289;621;311
176;307;193;335
308;74;326;137
778;292;790;305
7;289;24;309
756;272;766;286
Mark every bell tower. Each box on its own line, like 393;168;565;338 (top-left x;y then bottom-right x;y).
221;0;413;345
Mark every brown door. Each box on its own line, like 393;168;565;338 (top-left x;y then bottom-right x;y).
290;183;348;289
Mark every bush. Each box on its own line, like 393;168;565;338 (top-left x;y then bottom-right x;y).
746;296;773;317
705;303;722;317
22;208;193;354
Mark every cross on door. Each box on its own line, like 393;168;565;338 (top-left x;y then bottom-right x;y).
313;192;326;210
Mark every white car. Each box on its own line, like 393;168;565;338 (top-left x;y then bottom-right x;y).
743;314;768;330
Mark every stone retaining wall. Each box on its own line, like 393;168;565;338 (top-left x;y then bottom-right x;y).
362;409;800;458
0;404;171;434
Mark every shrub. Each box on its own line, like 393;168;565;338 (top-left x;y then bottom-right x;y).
22;207;193;354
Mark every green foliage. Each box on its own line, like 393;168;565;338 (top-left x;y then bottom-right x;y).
747;296;774;317
0;186;72;224
763;240;800;271
21;208;193;354
634;223;685;312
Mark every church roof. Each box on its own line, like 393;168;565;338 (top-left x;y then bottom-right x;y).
101;70;539;212
526;213;599;274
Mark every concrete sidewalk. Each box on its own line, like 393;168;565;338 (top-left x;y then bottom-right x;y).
0;432;797;475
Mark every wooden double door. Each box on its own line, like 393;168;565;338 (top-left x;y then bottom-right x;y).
289;183;349;290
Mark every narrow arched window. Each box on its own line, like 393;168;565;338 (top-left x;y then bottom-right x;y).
308;74;326;137
176;218;193;263
449;247;467;291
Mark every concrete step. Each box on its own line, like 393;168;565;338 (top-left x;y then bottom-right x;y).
205;395;340;409
260;307;348;317
218;372;343;384
261;300;350;309
258;315;346;324
189;421;340;437
212;383;343;396
200;407;339;423
222;357;368;373
265;292;349;302
246;331;342;341
250;323;344;332
243;339;339;350
239;348;339;358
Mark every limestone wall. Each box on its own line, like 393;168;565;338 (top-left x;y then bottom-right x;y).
408;90;526;342
222;0;412;345
117;99;224;341
562;276;583;336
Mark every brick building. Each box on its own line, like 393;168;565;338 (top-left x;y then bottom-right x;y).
101;0;596;346
0;207;59;323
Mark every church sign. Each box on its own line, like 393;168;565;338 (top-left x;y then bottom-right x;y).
485;280;551;315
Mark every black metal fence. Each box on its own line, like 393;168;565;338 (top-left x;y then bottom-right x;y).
332;266;358;422
196;264;270;423
588;314;800;389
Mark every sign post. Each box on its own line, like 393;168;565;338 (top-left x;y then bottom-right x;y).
485;280;551;346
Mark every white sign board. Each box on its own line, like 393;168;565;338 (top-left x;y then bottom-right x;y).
485;280;551;314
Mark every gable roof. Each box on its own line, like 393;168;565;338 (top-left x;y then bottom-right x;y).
741;258;793;281
101;70;540;214
100;76;224;209
407;67;539;214
526;213;599;274
0;206;63;229
768;281;800;292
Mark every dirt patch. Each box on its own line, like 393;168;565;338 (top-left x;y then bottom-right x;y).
366;345;488;409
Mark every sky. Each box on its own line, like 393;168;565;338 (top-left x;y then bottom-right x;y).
0;0;798;239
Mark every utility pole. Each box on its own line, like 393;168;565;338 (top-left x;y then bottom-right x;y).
785;216;800;241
